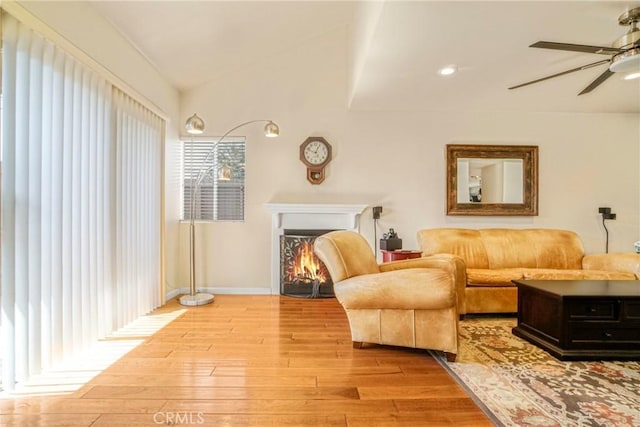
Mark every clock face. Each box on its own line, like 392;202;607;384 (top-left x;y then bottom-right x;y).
303;140;330;166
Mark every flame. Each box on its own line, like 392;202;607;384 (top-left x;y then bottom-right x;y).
286;241;328;283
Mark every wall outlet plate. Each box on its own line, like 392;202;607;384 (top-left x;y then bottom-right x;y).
372;206;382;219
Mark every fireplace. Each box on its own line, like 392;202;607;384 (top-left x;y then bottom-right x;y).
280;230;334;298
266;202;368;295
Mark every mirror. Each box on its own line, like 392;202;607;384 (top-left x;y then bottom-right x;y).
456;158;524;204
447;144;538;216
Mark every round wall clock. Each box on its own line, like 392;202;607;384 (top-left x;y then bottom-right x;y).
300;137;332;184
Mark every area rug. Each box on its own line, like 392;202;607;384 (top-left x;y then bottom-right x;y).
432;318;640;427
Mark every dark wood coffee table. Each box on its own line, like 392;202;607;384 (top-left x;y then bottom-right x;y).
512;280;640;360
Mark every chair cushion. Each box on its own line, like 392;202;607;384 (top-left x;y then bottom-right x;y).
334;268;455;310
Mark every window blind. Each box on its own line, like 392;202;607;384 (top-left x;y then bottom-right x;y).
0;12;163;391
112;87;163;327
182;138;245;221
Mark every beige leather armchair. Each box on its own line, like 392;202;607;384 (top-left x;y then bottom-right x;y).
314;230;460;361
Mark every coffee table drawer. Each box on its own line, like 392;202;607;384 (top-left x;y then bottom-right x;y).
570;327;640;345
568;301;615;319
625;301;640;320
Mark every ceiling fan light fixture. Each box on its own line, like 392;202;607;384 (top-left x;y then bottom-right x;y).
609;49;640;73
438;65;457;76
624;71;640;80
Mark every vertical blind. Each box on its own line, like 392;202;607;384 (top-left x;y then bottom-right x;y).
182;138;245;221
0;13;163;390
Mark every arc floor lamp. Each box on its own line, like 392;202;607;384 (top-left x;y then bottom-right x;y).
180;114;280;306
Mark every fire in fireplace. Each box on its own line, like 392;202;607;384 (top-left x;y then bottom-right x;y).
280;230;334;298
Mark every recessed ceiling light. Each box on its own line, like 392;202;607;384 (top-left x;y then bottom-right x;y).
438;65;457;76
623;72;640;80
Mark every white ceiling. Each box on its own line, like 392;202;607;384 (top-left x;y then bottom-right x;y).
91;1;640;114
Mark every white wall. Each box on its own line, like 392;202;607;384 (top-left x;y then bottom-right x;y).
178;25;640;294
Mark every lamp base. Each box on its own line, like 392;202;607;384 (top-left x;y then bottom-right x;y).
179;292;215;306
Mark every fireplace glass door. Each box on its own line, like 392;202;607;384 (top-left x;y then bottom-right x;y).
280;230;334;298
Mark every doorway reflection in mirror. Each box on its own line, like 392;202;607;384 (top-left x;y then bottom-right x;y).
457;158;523;204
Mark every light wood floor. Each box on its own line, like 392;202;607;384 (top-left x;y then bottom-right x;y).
0;295;492;426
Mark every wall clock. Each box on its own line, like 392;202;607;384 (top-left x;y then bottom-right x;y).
300;137;332;184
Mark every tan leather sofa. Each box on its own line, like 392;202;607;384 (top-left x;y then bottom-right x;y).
417;228;640;315
314;230;461;361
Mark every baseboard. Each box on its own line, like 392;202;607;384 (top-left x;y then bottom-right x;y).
164;288;183;301
165;286;274;302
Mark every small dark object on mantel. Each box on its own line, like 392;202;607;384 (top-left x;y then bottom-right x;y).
380;228;402;251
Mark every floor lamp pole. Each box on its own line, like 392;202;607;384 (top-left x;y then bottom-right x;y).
190;220;196;291
179;115;279;307
179;215;213;306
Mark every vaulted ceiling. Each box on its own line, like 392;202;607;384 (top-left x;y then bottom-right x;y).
91;1;640;113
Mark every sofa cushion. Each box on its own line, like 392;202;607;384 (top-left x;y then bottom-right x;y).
582;253;640;278
466;268;523;286
480;229;584;269
418;229;490;269
522;269;636;281
466;267;636;286
417;228;585;270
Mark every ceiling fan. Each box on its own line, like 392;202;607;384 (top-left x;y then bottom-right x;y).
509;6;640;95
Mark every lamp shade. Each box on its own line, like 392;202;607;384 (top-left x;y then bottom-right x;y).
218;165;233;181
185;113;205;134
264;121;279;137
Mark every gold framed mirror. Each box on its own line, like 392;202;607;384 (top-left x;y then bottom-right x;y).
446;144;538;216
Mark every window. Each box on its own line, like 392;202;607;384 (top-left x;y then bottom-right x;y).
182;137;246;221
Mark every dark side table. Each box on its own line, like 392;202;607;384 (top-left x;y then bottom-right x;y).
381;250;422;263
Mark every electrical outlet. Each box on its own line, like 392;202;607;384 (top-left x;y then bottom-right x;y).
599;207;616;220
372;206;382;219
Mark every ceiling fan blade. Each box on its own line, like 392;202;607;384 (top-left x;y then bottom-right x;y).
508;59;610;90
578;69;614;95
531;41;621;55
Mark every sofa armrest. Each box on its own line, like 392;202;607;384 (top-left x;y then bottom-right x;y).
582;253;640;278
379;254;467;315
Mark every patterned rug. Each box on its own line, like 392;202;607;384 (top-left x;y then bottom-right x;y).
432;318;640;427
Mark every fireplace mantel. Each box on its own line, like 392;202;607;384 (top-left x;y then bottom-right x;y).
267;203;369;229
266;202;368;295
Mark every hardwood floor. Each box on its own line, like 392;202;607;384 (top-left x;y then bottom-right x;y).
0;295;492;426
